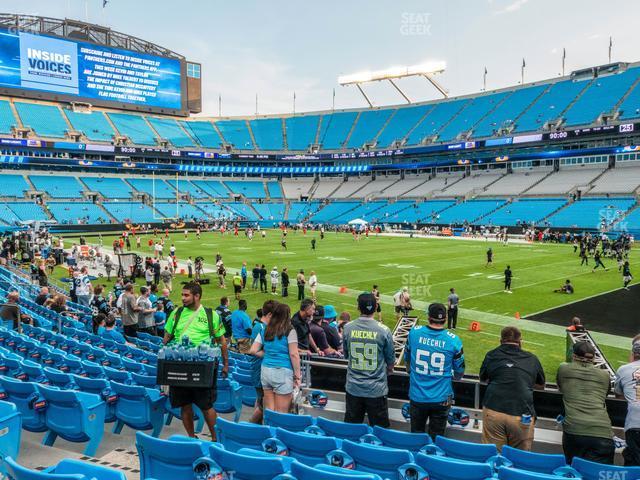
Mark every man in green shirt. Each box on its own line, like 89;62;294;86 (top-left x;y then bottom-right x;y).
163;282;229;439
557;341;614;464
232;272;243;301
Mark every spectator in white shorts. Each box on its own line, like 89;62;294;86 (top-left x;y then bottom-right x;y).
250;303;301;413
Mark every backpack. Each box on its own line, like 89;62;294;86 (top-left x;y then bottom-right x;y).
216;306;233;338
166;306;217;343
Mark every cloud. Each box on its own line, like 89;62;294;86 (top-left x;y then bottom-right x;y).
588;33;604;40
493;0;529;15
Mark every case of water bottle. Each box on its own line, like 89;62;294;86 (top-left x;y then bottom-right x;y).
156;336;221;388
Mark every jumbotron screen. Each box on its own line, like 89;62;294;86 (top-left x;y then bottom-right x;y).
0;28;184;111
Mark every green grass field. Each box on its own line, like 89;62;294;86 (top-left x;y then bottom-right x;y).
61;230;635;381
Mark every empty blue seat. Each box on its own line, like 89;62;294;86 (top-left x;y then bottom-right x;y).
216;418;273;452
340;439;415;480
264;410;315;432
0;402;21;474
502;445;566;474
372;426;432;452
571;457;640;480
207;443;288;480
131;373;156;388
498;467;567;480
0;378;47;432
435;435;498;463
110;381;165;437
38;384;106;456
0;355;27;381
122;356;145;374
73;376;117;423
43;367;78;390
290;461;383;480
136;432;210;480
80;360;105;379
214;378;243;422
316;416;371;442
274;427;339;466
3;457;125;480
233;371;257;406
21;360;48;384
416;453;494;480
104;366;131;384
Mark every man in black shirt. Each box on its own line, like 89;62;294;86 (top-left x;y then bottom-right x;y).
504;265;513;293
480;326;545;451
281;267;290;297
259;264;268;293
251;264;260;290
290;299;318;354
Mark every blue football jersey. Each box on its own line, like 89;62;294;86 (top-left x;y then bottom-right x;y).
404;326;465;403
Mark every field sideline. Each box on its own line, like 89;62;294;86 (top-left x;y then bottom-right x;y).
62;230;636;381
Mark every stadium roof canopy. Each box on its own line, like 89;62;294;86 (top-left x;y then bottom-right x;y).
0;13;184;60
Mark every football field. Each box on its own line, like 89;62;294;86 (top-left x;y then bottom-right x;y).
64;230;636;381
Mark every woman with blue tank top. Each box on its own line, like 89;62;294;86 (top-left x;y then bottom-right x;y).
249;303;301;413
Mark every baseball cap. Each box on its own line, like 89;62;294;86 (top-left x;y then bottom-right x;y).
324;305;338;320
572;341;596;360
428;303;447;322
358;293;377;315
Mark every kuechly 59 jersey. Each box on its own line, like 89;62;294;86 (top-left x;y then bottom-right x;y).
404;326;465;403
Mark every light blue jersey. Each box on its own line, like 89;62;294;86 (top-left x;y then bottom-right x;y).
404;326;465;403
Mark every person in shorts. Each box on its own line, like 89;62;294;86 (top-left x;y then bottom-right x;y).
163;282;228;439
250;303;301;413
248;299;278;424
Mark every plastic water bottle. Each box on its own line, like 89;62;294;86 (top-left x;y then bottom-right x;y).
157;347;166;360
197;342;209;361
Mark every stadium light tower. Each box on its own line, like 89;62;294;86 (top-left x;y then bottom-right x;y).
338;61;447;107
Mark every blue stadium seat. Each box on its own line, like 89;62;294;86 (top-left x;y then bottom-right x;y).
38;384;106;456
14;102;68;138
315;416;371;442
501;446;567;474
73;376;117;423
0;100;17;134
43;367;78;390
107;112;157;145
339;439;415;479
435;435;498;463
215;418;273;452
103;366;131;384
415;453;494;480
215;120;254;149
405;98;468;145
264;409;314;432
110;381;165;437
80;360;105;379
498;467;567;480
375;105;431;148
571;457;640;480
273;427;339;467
233;371;257;406
290;461;383;480
206;443;289;480
136;432;210;480
146;117;195;148
64;110;115;142
81;177;132;199
131;372;156;388
284;115;320;151
0;402;21;474
214;378;243;422
3;457;125;480
0;377;47;432
317;112;358;149
249;118;284;150
347;109;394;149
371;425;432;452
180;120;222;148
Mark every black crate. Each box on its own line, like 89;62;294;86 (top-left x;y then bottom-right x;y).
156;359;217;388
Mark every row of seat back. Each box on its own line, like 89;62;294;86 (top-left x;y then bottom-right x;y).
3;457;125;480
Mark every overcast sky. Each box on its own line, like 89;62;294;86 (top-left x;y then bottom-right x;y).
6;0;640;116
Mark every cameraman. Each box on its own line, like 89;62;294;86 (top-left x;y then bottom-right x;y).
163;282;229;439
